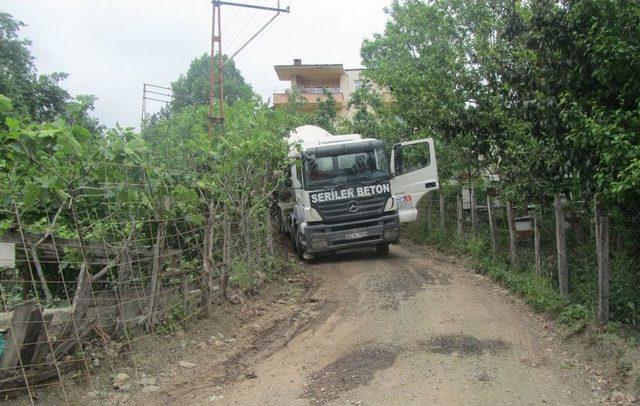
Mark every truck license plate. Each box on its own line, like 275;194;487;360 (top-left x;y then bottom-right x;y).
345;231;368;240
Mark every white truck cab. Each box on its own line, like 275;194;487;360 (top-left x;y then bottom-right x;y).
275;125;438;259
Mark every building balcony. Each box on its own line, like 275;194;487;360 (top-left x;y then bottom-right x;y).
273;87;344;111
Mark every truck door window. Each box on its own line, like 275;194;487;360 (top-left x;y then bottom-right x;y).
394;142;430;175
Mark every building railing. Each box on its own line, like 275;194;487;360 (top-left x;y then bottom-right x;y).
283;87;342;95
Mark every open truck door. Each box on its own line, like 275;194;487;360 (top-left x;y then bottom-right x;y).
390;138;439;222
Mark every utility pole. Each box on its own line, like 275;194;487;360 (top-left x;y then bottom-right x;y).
208;0;290;137
208;1;223;134
141;83;173;131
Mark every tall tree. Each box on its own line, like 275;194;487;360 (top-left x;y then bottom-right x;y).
0;12;70;123
170;53;255;112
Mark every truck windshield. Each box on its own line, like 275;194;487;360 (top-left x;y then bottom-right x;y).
303;146;390;189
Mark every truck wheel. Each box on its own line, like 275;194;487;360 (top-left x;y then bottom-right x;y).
376;243;390;256
277;209;289;237
294;229;305;260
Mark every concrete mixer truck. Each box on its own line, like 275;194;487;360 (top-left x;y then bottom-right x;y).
273;125;438;259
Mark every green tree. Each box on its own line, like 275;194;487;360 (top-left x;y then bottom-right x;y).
311;89;338;133
360;0;507;188
170;53;255;112
0;12;70;123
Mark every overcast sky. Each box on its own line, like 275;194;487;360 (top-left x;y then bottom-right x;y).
3;0;392;130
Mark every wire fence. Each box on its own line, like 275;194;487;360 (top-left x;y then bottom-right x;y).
411;186;640;329
0;163;276;404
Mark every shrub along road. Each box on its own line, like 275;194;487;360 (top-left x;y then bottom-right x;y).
133;245;618;405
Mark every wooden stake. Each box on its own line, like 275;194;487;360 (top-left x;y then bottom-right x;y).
470;187;477;234
147;196;170;329
426;195;432;232
533;209;542;276
486;194;497;254
554;195;568;297
506;201;518;267
456;192;463;237
439;188;445;231
595;197;610;326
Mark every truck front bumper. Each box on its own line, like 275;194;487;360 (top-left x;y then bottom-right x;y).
300;213;400;254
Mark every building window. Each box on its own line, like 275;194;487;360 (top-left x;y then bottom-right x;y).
354;80;362;91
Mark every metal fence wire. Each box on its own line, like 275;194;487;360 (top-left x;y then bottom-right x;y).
0;162;274;404
410;186;640;328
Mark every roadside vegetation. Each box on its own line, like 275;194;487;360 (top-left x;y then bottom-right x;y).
323;0;640;335
0;0;639;398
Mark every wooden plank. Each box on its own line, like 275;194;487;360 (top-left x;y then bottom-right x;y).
0;360;82;392
16;306;45;368
554;195;568;297
0;243;15;268
48;266;93;362
0;300;37;371
0;231;171;266
29;313;54;365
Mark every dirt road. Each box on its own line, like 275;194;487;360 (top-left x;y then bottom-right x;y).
132;244;603;406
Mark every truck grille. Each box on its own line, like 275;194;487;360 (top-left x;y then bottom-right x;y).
314;194;389;223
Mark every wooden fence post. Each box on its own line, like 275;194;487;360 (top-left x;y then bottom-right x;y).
506;201;518;267
554;195;568;297
221;214;231;301
456;192;463;237
426;194;432;231
595;197;610;325
439;188;445;231
470;187;477;234
147;196;170;329
486;194;497;254
533;209;542;276
201;202;215;317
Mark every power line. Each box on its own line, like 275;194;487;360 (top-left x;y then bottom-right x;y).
141;83;173;131
208;0;290;135
229;13;278;62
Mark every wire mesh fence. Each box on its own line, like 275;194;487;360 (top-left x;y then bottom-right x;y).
411;186;640;329
0;162;276;404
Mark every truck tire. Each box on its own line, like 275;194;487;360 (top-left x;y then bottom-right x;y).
277;209;289;237
376;243;390;256
294;229;305;260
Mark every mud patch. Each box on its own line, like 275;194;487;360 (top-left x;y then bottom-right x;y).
304;346;397;405
412;265;452;286
153;274;330;404
422;334;509;356
362;263;451;310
